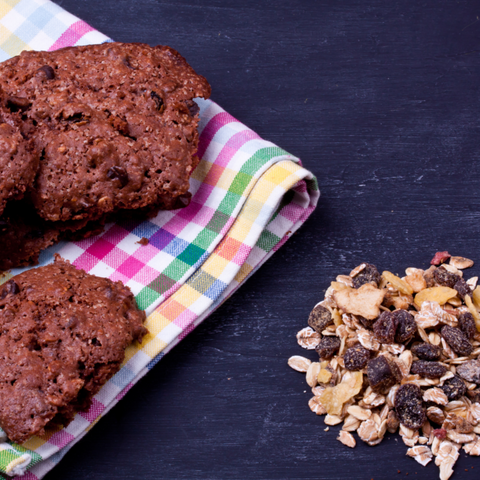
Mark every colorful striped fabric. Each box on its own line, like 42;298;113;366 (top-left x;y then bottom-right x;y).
0;0;319;477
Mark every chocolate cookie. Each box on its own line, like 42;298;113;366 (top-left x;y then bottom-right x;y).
0;42;211;222
0;101;38;216
0;255;147;443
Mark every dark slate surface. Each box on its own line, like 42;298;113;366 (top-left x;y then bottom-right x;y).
46;1;480;479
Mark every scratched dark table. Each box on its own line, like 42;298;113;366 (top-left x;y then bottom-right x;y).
46;1;480;479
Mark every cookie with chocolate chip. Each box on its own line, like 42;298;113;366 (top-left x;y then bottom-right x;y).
0;42;210;222
0;255;147;443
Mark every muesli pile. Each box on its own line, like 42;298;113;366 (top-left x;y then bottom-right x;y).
289;252;480;480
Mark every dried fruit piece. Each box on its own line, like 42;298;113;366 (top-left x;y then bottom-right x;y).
317;368;332;384
411;343;441;361
382;271;413;295
333;283;385;320
433;266;460;289
344;344;370;371
319;371;363;415
454;278;471;300
395;383;426;430
367;355;401;392
316;336;341;360
410;360;447;379
394;309;417;343
287;355;312;373
373;311;398;344
458;312;476;340
457;360;480;384
352;263;381;289
308;304;332;334
413;287;458;308
431;251;451;265
449;256;474;269
441;325;473;356
464;294;480;330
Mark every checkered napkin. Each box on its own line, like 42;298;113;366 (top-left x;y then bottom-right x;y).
0;0;319;477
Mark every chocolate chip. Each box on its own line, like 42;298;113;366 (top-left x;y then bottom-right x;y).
186;100;200;117
0;280;20;299
173;192;192;209
5;96;31;113
37;65;55;80
107;166;128;187
150;91;164;112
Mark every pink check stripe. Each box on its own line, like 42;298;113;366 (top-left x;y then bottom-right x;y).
48;21;94;51
196;112;237;159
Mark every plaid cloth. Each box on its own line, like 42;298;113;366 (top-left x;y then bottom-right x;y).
0;0;319;477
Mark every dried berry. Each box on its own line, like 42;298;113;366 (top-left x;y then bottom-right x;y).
454;278;472;300
373;311;397;344
367;355;401;392
433;428;447;440
395;383;426;430
433;266;460;289
393;309;417;343
431;251;451;266
352;263;381;289
441;375;467;401
0;280;19;299
410;360;447;379
457;360;480;384
308;305;332;334
344;344;370;371
458;312;476;340
441;325;473;356
411;343;442;361
315;336;341;360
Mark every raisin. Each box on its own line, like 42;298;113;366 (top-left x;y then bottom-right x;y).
315;336;341;360
36;65;55;80
467;389;480;403
353;263;381;289
395;383;426;429
0;280;19;299
357;315;376;329
107;166;129;187
441;375;467;401
186;100;200;117
344;344;370;371
457;360;480;384
458;312;476;340
441;325;473;356
454;278;472;300
394;309;417;343
410;360;447;379
367;355;401;392
373;311;398;344
308;305;332;334
411;343;442;361
433;266;460;289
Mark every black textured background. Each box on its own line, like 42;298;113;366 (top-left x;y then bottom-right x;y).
47;1;480;479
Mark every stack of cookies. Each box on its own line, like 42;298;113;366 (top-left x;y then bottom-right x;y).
0;42;211;270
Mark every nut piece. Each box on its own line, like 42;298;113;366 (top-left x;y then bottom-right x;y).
288;355;312;373
296;327;321;350
337;430;356;448
333;283;385;320
450;256;474;270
